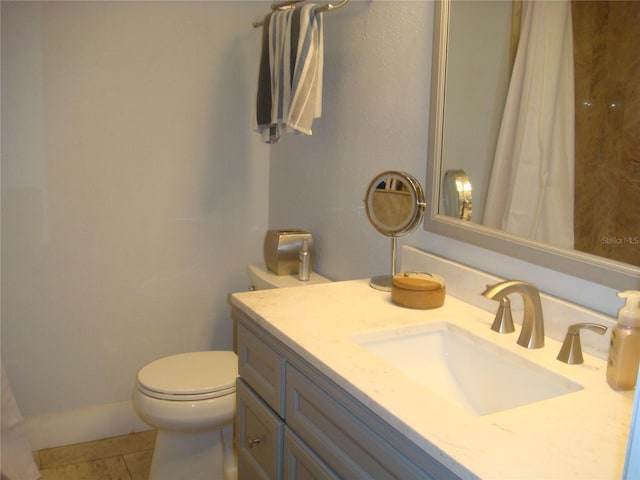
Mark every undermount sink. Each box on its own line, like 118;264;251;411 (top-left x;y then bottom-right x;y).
352;321;582;415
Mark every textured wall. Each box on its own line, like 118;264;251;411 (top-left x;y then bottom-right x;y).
268;1;433;282
1;1;269;417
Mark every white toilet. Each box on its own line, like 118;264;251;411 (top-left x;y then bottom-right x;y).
132;263;331;480
246;262;332;289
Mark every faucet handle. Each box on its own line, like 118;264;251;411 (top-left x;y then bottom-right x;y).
491;297;515;334
556;323;608;364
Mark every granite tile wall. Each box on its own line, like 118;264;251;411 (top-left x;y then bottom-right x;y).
572;1;640;266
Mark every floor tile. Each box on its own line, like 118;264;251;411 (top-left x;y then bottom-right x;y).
123;450;153;480
37;430;155;469
38;456;131;480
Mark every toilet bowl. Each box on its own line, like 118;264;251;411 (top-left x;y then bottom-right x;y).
133;351;237;480
133;264;331;480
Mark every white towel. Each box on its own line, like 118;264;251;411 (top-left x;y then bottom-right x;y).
254;4;323;143
287;4;323;135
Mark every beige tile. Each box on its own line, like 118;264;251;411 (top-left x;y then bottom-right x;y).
572;0;640;267
88;456;132;480
38;430;156;469
39;456;131;480
39;463;79;480
123;450;153;480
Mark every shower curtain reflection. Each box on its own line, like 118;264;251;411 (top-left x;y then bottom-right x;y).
483;0;575;249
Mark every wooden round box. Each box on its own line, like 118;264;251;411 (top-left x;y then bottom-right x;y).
391;272;445;309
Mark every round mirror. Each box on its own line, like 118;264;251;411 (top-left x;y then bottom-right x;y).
364;171;426;290
365;171;426;237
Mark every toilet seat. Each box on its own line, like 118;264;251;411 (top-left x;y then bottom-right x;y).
137;351;237;401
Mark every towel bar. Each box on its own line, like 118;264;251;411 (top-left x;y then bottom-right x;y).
253;0;348;28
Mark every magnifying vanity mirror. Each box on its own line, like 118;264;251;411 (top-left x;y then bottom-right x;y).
365;171;426;291
425;0;639;291
442;169;472;221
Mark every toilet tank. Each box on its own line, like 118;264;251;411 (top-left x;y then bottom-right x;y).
247;263;331;290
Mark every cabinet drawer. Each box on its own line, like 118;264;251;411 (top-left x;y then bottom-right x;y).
237;379;284;480
238;322;286;416
286;366;435;480
284;427;339;480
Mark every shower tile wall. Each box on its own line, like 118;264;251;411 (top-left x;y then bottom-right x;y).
572;1;640;266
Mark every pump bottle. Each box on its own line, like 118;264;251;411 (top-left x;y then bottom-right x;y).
606;290;640;390
298;239;310;282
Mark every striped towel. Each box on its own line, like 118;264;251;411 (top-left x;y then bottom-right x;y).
288;4;323;135
254;4;323;143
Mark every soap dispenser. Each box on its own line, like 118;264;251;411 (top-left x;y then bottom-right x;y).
606;290;640;390
298;239;310;282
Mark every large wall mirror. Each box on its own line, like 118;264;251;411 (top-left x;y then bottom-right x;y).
425;0;639;291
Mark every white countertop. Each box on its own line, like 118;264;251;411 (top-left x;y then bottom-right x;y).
231;279;634;479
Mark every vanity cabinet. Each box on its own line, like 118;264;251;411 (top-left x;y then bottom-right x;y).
235;311;459;480
236;379;284;478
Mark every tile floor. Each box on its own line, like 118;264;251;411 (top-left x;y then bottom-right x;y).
33;430;156;480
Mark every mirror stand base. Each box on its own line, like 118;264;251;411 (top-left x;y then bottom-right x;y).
369;275;393;292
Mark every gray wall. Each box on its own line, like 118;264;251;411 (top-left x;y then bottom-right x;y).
269;1;433;281
1;1;269;419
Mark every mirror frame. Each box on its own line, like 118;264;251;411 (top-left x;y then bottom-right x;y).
424;0;639;291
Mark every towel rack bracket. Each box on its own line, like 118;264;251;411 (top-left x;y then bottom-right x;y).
253;0;348;28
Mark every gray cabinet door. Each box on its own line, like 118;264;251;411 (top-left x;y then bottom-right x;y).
284;428;339;480
238;322;286;416
237;379;284;480
286;365;454;480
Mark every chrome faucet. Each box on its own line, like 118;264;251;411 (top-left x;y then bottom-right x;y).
482;280;545;349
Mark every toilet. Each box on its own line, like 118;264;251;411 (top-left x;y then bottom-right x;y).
246;262;332;289
132;263;331;480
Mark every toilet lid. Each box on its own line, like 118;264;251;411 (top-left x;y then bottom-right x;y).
137;351;237;400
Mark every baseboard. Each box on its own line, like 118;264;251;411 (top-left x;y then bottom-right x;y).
24;400;152;451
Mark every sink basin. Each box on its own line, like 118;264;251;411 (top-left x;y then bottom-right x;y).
352;322;582;415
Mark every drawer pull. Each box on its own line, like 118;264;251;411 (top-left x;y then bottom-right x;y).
247;437;262;448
